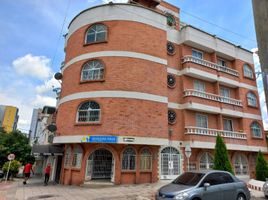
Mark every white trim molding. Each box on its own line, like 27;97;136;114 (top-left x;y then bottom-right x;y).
53;135;182;146
62;51;167;72
184;140;268;153
168;102;262;120
58;91;168;106
68;4;167;41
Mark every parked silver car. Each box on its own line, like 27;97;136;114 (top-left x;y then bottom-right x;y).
263;179;268;198
156;171;250;200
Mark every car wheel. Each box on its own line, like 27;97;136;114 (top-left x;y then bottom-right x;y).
237;194;246;200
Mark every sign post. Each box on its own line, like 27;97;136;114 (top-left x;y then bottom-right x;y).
5;154;15;183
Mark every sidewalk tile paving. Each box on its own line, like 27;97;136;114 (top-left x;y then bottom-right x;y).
0;178;266;200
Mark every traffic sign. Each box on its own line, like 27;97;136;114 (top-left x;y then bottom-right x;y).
7;154;15;161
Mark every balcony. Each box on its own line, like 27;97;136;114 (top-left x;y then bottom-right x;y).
182;56;239;77
183;89;242;107
185;126;247;140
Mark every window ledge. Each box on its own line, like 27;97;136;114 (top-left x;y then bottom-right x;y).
121;170;136;173
75;122;101;126
140;170;152;173
251;136;263;140
83;40;108;46
243;76;255;81
71;168;81;171
247;104;258;109
80;79;105;84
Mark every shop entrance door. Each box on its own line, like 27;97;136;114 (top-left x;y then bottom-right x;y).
161;147;180;179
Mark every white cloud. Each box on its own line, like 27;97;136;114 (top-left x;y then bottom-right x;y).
12;54;52;80
102;0;128;3
32;95;56;107
36;77;61;94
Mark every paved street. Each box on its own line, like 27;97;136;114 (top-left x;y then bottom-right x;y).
0;178;266;200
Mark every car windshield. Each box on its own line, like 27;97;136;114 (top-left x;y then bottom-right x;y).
172;172;205;186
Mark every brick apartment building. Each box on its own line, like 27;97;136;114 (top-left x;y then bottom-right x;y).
54;0;267;185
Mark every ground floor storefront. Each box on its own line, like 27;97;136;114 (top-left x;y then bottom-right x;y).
59;141;259;185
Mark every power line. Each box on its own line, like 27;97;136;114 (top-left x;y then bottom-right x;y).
180;10;257;45
50;0;72;70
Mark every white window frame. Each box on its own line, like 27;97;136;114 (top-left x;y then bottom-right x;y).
81;60;104;81
217;58;227;67
122;147;136;171
192;49;203;59
234;154;248;176
220;87;231;98
223;118;233;132
247;92;257;107
251;122;262;138
243;64;254;79
72;145;83;168
77;101;101;123
140;148;152;171
196;114;208;128
199;152;214;170
194;80;206;92
85;24;107;44
64;146;72;167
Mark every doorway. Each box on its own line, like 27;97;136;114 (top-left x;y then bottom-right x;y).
85;149;114;181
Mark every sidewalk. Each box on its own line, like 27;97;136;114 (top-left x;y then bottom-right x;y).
0;178;266;200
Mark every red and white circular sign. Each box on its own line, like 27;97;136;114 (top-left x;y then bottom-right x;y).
7;154;15;161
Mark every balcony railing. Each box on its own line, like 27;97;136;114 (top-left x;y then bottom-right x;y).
185;126;247;140
182;56;239;77
184;89;242;107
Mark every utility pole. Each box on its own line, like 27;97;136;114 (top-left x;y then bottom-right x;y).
252;0;268;113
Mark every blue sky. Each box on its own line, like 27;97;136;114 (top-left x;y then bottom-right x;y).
0;0;267;132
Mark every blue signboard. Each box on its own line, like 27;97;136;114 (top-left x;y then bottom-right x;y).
81;135;118;143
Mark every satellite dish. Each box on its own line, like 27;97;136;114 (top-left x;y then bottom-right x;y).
54;72;63;80
47;124;57;132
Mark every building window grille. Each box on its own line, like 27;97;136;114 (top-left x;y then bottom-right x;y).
194;80;205;92
234;154;248;176
161;147;180;176
167;42;175;55
81;60;104;81
247;92;257;107
223;118;233;131
140;148;152;171
77;101;100;122
243;64;254;79
251;122;262;138
196;114;208;128
122;147;136;170
217;59;227;67
72;145;83;168
166;13;176;26
168;110;176;124
167;74;176;88
64;146;72;167
85;24;107;44
192;49;203;59
199;152;213;170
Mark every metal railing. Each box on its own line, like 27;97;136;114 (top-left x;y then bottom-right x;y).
182;56;239;77
183;89;242;106
185;126;247;139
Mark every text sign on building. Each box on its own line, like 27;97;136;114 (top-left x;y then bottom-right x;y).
81;135;118;143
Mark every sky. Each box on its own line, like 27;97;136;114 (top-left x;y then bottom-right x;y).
0;0;267;133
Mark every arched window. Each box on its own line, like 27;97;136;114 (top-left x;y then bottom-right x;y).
234;154;248;175
243;64;254;79
81;60;104;81
251;122;262;138
199;152;213;170
77;101;100;122
247;92;257;107
161;147;180;177
72;145;83;168
64;146;72;167
140;148;152;171
85;24;107;44
122;147;136;170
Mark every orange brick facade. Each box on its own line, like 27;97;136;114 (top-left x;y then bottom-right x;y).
55;0;267;185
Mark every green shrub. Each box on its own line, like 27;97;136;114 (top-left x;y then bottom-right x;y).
2;160;21;178
213;135;234;174
256;151;268;181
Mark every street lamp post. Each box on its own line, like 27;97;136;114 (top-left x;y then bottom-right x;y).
185;145;192;171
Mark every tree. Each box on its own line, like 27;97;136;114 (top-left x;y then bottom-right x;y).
256;151;268;181
0;129;35;168
213;135;234;174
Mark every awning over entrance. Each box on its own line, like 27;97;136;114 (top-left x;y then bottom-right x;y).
32;144;64;156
